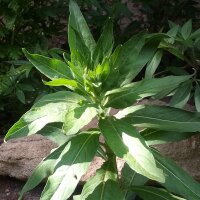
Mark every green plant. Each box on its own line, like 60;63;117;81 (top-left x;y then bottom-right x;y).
5;1;200;199
144;19;200;111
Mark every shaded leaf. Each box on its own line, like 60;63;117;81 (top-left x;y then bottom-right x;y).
170;80;192;108
195;84;200;112
93;19;114;66
121;163;148;199
16;89;25;104
152;149;200;200
141;129;197;145
104;75;190;108
76;161;124;200
131;186;185;200
38;125;69;145
181;19;192;40
119;34;165;86
68;0;96;54
145;50;163;78
116;105;200;132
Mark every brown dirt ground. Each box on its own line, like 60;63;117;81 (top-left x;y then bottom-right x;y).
0;176;43;200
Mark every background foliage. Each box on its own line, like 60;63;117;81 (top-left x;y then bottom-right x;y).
0;0;200;133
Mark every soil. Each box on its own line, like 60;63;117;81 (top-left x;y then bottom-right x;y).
0;176;43;200
0;176;82;200
0;135;42;200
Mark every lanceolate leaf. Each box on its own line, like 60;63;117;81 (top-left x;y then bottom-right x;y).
145;50;163;79
76;162;124;200
5;91;85;141
170;80;192;108
68;27;91;67
140;129;197;145
16;88;25;104
119;34;165;86
63;105;97;135
194;84;200;112
22;49;73;80
44;78;86;95
99;118;165;183
92;19;114;67
104;75;190;108
115;33;146;85
19;143;68;200
40;131;99;200
121;163;148;199
152;149;200;200
116;105;200;132
68;0;96;54
44;78;78;90
37;125;69;145
181;19;192;40
131;186;185;200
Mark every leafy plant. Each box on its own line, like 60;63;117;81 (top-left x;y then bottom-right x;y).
5;1;200;199
145;19;200;111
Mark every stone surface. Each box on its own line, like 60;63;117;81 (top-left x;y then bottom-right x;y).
155;134;200;181
0;134;57;180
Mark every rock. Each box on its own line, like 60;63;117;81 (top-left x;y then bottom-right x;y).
0;134;57;180
0;133;106;182
155;134;200;181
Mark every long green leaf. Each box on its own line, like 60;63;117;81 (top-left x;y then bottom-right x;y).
152;149;200;200
181;19;192;40
131;186;185;200
37;125;69;145
63;105;97;135
44;78;87;96
116;105;200;132
76;161;124;200
119;34;165;86
195;84;200;112
115;33;146;85
5;91;85;141
92;19;114;66
44;78;78;89
170;80;191;108
104;75;190;108
145;50;163;78
140;129;197;145
121;163;148;199
68;26;92;68
22;49;73;80
68;0;96;54
40;131;99;200
99;118;165;182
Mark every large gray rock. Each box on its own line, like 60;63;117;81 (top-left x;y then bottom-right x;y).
0;134;105;182
155;134;200;181
0;134;57;180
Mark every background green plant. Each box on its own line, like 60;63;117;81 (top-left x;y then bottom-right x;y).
5;1;200;199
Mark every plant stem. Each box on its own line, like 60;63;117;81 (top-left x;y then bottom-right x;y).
104;143;118;180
